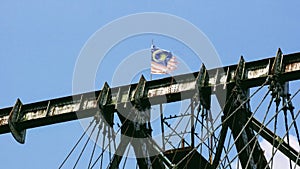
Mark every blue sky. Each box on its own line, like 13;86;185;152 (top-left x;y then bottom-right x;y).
1;1;300;169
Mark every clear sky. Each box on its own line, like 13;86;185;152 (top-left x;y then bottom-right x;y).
1;1;300;169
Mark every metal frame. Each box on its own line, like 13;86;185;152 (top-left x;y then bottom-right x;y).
0;49;300;168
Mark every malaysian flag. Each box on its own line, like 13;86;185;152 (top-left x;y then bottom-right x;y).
151;45;178;74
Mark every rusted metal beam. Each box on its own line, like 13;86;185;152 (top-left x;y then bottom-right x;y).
215;56;270;169
251;117;300;166
0;50;300;138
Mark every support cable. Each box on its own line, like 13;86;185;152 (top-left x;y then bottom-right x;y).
271;98;280;169
263;109;300;169
211;92;235;132
243;91;274;169
87;122;102;169
72;121;98;169
89;117;131;169
283;98;293;169
212;78;273;168
212;92;237;167
193;126;231;169
58;118;96;169
108;129;112;164
224;129;233;168
217;89;271;168
169;104;194;166
220;89;300;168
162;102;192;149
194;103;201;135
287;93;300;146
213;78;269;133
219;92;273;168
122;145;131;169
173;82;269;168
246;107;300;169
200;106;205;153
100;127;107;169
294;151;300;169
149;101;193;168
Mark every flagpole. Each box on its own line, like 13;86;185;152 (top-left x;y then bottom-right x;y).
150;39;154;81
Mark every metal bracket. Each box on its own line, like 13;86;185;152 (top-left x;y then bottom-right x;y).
8;98;26;144
233;56;251;109
97;82;111;109
269;48;286;104
196;64;211;109
133;75;147;101
97;82;113;127
132;75;150;111
271;48;283;75
235;56;246;85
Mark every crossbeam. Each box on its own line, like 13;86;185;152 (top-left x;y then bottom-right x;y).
0;50;300;138
251;117;300;166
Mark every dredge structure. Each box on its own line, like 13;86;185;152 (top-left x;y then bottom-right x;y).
0;49;300;169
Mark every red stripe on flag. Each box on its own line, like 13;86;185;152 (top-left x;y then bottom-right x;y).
151;55;179;74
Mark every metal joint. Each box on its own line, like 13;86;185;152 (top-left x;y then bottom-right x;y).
132;75;150;111
196;64;211;109
97;82;113;127
8;98;26;144
232;56;249;107
269;48;286;104
235;56;246;86
271;48;284;76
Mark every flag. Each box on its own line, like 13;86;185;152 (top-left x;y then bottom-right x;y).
151;45;178;74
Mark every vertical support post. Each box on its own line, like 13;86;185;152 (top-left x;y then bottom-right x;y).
190;98;195;148
212;118;229;168
111;76;165;169
160;103;165;151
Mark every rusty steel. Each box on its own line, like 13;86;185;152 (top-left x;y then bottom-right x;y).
0;50;300;136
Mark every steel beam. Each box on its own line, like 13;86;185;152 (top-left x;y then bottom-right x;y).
0;50;300;137
216;56;270;169
251;117;300;166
